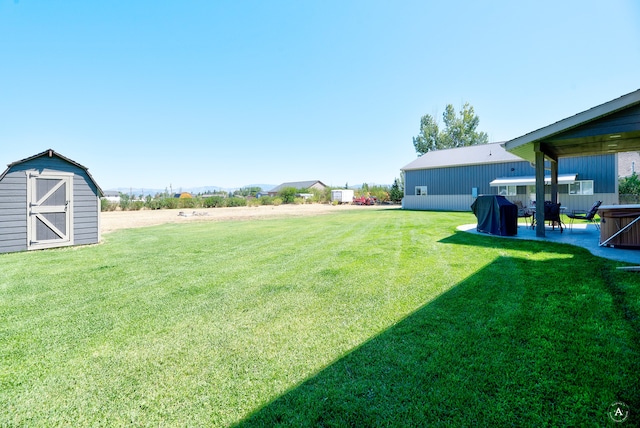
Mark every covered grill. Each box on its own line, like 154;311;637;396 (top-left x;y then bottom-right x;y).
471;195;518;236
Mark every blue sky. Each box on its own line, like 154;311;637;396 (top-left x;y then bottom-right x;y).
1;1;639;191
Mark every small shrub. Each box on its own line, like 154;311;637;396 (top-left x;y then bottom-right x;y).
278;187;297;204
100;199;118;211
130;201;144;211
119;195;131;211
272;197;283;206
293;197;305;205
226;197;247;207
204;196;225;208
258;196;274;206
308;188;328;203
146;199;162;210
178;198;197;209
162;198;179;209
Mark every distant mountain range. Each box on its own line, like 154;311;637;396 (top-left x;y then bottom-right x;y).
106;183;390;196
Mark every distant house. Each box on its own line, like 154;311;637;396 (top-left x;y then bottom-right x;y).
268;180;328;196
0;149;103;253
618;151;640;178
102;190;120;203
401;142;618;213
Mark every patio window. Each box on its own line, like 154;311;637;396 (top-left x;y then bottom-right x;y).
497;185;517;196
415;186;428;196
569;180;594;195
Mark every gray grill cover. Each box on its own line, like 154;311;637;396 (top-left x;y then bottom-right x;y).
471;195;518;236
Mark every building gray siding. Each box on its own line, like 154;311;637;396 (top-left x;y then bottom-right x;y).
405;161;534;196
560;154;617;193
73;173;100;245
0;154;101;253
402;194;476;211
0;171;28;253
403;153;617;212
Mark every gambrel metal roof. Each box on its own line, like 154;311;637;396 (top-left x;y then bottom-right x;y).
1;149;104;196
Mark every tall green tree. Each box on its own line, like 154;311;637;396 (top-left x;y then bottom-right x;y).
619;172;640;196
389;178;404;203
412;102;488;155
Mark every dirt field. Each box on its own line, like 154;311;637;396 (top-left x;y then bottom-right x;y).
100;203;390;234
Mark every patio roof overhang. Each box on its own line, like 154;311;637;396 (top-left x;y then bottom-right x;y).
502;89;640;237
503;89;640;164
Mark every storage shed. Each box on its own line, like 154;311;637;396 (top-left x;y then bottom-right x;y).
0;149;104;253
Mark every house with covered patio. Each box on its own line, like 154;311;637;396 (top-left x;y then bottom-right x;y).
403;88;640;238
401;142;618;213
503;88;640;237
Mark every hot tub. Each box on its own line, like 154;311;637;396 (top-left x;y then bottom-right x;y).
598;204;640;248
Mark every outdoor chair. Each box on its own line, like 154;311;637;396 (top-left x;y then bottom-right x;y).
514;200;532;227
530;201;564;232
566;201;602;231
543;201;564;233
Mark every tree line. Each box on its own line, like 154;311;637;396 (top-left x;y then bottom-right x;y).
102;182;405;212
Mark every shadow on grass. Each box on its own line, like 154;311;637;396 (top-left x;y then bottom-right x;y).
235;248;639;426
438;229;583;257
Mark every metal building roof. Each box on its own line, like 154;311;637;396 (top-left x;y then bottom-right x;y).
269;180;327;192
401;142;523;171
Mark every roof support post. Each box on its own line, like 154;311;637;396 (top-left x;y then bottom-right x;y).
550;158;559;204
541;141;559;205
534;144;546;237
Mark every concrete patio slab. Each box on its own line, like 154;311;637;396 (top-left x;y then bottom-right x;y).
458;222;640;265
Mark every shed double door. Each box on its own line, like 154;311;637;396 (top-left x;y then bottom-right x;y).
27;172;74;250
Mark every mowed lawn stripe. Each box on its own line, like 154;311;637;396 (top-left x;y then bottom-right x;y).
1;209;638;426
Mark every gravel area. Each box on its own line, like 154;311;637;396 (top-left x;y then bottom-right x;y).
100;203;389;234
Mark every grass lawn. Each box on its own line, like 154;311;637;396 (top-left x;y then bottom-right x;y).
1;209;638;426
